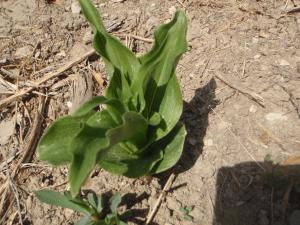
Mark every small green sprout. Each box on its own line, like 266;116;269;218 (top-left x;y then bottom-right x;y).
36;0;187;197
177;201;194;221
35;190;128;225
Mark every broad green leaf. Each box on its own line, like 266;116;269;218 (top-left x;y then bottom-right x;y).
37;115;92;165
151;123;186;174
106;111;148;148
98;142;163;178
79;0;140;101
69;112;148;196
152;75;183;140
35;190;90;214
109;193;121;213
73;96;106;116
37;96;114;165
149;112;162;126
131;11;187;115
87;109;117;129
137;76;183;152
69;125;108;196
80;97;126;125
105;70;136;111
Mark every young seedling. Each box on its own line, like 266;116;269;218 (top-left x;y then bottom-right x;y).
37;0;188;197
35;190;128;225
177;201;194;222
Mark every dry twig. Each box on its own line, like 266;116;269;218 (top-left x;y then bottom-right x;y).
287;6;300;13
214;73;265;107
0;49;95;109
0;68;24;81
0;96;45;223
145;173;176;225
116;34;154;43
0;75;17;91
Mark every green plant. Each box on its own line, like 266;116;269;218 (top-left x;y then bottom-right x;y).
178;201;194;221
37;0;187;196
35;190;128;225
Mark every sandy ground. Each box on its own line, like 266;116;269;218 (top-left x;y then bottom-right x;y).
0;0;300;224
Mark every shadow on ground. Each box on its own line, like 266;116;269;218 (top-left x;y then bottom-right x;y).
214;161;300;225
154;78;218;184
178;77;219;174
84;190;154;225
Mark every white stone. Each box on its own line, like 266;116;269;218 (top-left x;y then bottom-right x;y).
168;6;176;15
66;101;73;108
279;59;290;66
254;54;261;60
204;138;213;146
249;105;257;113
71;1;81;14
56;50;66;57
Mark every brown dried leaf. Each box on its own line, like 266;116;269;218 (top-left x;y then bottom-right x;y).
282;155;300;166
92;71;105;88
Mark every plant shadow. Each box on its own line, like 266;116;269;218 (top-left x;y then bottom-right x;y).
214;161;300;225
121;192;156;225
177;78;219;174
81;190;153;224
154;77;218;185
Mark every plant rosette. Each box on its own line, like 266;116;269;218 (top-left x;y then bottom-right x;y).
37;0;188;196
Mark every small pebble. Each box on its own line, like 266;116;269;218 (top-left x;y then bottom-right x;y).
259;30;270;38
34;51;40;58
66;101;73;108
56;50;66;58
204;138;213;146
169;6;176;15
0;58;7;64
249;105;257;113
254;54;261;60
71;1;81;14
279;59;290;66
